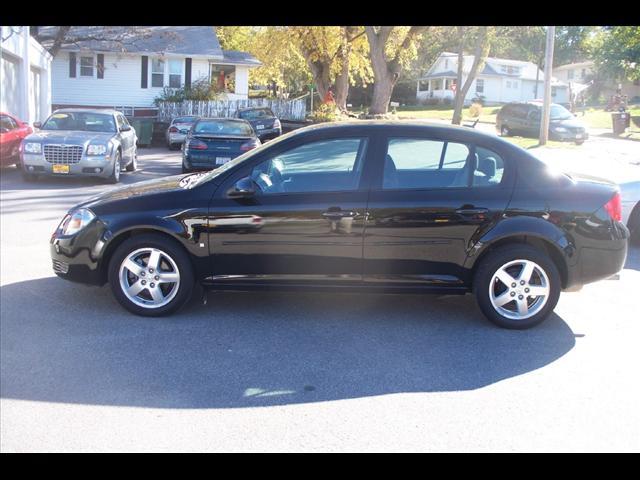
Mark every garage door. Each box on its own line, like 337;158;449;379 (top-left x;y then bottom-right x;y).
1;53;21;116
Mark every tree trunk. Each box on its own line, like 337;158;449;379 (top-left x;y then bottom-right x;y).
452;27;491;125
452;27;466;125
335;57;349;111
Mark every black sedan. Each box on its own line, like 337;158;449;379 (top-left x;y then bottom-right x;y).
182;118;260;173
50;121;629;329
234;107;282;141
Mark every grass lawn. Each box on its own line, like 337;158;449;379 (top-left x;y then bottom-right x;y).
578;106;640;129
502;137;578;150
395;105;500;124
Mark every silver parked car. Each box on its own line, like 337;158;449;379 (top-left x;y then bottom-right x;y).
165;116;199;150
20;109;138;183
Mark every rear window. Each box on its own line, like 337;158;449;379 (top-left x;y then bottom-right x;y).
173;116;199;124
238;109;275;120
193;120;253;136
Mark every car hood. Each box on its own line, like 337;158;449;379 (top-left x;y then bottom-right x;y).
76;173;200;210
550;118;586;129
26;130;115;144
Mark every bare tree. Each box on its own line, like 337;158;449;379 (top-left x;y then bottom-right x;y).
451;27;493;125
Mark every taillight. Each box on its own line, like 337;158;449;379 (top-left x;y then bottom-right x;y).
240;139;261;151
188;139;208;150
604;192;622;222
169;126;179;133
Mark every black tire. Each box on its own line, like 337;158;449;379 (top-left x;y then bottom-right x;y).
181;164;191;174
125;149;137;172
500;125;511;137
628;203;640;246
107;151;122;184
473;245;561;329
108;233;195;317
575;139;585;145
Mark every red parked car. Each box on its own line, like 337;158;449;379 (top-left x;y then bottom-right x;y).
0;112;33;167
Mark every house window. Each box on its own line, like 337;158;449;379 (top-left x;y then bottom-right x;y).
511;80;518;89
169;59;182;88
506;80;511;89
152;58;165;88
445;79;454;90
431;78;443;90
476;79;484;93
568;69;574;80
80;56;94;77
552;87;557;97
418;80;430;92
210;64;236;92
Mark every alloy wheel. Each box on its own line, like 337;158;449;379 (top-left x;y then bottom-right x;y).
118;247;181;309
489;259;550;320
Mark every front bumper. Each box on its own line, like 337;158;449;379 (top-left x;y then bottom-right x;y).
22;152;116;178
551;129;589;142
50;219;111;286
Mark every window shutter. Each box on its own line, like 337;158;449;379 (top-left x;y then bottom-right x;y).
141;56;148;89
69;52;76;78
97;54;104;79
185;58;192;89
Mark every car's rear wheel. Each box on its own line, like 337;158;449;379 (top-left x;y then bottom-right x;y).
500;125;511;137
108;234;195;316
474;245;561;329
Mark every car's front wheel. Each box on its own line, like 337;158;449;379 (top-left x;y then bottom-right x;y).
500;125;511;137
107;151;121;184
473;245;561;329
108;234;195;316
125;149;137;172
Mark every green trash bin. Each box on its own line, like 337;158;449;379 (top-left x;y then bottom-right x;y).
127;117;154;147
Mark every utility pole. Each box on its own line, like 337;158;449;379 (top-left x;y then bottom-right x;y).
539;26;555;146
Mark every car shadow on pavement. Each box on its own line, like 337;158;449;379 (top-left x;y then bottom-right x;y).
0;277;576;409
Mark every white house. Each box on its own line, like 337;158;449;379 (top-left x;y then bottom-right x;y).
554;60;640;101
36;26;261;117
1;26;52;125
417;52;569;106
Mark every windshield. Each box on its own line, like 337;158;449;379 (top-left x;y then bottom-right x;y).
193;119;254;136
549;104;573;120
238;109;275;120
42;112;116;133
173;116;199;124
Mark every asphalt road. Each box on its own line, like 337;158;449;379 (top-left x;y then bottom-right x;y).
1;145;639;452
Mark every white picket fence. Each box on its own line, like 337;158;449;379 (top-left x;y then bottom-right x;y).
156;98;307;122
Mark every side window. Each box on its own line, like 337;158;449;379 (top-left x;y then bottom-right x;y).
473;146;505;187
250;138;367;195
0;115;17;131
384;138;471;190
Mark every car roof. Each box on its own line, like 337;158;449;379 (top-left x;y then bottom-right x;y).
52;108;120;115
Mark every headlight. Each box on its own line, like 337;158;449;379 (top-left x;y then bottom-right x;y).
24;142;42;153
553;127;568;133
87;144;108;155
60;208;96;236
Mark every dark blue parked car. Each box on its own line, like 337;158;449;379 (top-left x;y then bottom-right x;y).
182;118;261;173
234;107;282;141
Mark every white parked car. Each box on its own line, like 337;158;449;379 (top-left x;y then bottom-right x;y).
165;116;199;150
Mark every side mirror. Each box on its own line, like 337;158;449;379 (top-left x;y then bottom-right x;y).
120;125;132;132
33;121;42;129
227;176;256;199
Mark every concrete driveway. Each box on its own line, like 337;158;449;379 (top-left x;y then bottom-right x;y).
1;147;639;452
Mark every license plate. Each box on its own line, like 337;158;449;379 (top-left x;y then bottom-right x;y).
256;124;265;130
52;164;70;174
216;157;231;165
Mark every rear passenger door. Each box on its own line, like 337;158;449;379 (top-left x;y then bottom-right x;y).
363;132;513;287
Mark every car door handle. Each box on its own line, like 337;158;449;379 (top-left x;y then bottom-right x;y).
322;209;358;219
455;207;489;216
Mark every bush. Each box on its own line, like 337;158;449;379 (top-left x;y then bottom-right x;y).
309;102;340;123
468;102;483;118
154;79;222;105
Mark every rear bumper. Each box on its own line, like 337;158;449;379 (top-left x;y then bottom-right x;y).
256;127;282;140
565;222;629;289
183;151;242;170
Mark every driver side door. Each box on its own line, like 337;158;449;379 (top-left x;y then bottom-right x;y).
205;134;372;286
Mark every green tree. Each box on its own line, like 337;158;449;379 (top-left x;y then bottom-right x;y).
589;26;640;82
